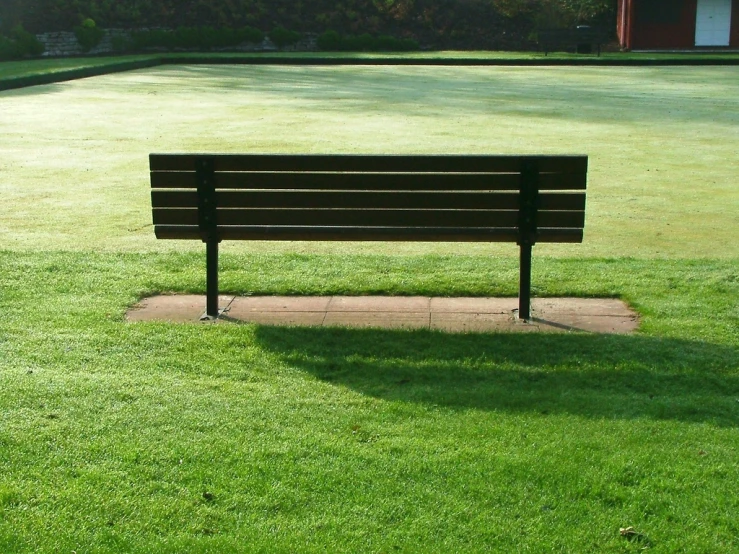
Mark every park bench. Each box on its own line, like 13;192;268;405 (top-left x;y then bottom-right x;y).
538;27;605;56
149;154;587;321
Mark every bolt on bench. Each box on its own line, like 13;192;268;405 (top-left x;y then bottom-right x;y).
149;154;587;321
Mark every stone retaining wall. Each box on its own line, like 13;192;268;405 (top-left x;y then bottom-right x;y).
36;29;318;57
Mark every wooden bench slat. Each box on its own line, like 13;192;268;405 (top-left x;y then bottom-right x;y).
149;171;587;191
154;225;583;243
150;153;588;174
151;190;586;211
151;172;517;190
152;208;585;228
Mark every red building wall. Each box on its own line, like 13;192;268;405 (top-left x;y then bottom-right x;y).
617;0;629;46
633;0;697;49
619;0;739;49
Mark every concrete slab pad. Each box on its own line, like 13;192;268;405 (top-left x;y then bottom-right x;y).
126;295;233;322
430;297;517;314
222;311;326;327
431;312;530;333
125;295;639;334
230;296;332;312
532;298;636;317
327;296;430;312
323;311;430;329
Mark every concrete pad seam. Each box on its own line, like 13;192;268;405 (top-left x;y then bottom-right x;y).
320;297;332;326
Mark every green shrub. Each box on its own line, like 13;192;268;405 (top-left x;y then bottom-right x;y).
110;35;132;52
402;38;420;51
317;30;343;50
10;25;45;57
131;26;264;51
375;34;419;51
269;26;301;48
198;26;221;48
0;25;44;60
375;34;397;51
317;30;419;52
132;29;169;49
235;26;265;44
174;26;200;48
74;18;105;52
343;33;374;51
0;36;19;60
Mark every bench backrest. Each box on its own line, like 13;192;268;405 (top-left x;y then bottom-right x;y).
150;154;587;245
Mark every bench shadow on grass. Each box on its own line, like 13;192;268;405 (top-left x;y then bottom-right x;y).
252;326;739;427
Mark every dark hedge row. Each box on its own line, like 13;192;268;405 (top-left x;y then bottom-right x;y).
317;30;419;52
130;26;265;51
1;0;615;51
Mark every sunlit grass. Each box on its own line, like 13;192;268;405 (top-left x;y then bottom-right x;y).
1;64;738;257
0;63;738;552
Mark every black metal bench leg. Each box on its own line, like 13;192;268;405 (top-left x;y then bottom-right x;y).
519;243;532;321
206;240;219;318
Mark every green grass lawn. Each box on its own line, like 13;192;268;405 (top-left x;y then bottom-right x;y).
2;51;739;83
2;63;738;257
0;62;738;552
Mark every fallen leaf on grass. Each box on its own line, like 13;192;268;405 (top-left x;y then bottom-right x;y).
620;527;652;547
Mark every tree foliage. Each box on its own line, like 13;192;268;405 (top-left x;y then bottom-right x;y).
0;24;45;59
492;0;614;26
74;18;104;51
0;0;616;50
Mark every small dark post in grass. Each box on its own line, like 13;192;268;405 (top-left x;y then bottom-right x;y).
195;157;221;319
517;158;539;321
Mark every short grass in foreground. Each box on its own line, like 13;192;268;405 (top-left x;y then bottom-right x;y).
0;252;738;552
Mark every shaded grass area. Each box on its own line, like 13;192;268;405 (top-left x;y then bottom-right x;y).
0;55;157;81
0;251;738;552
0;57;160;91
